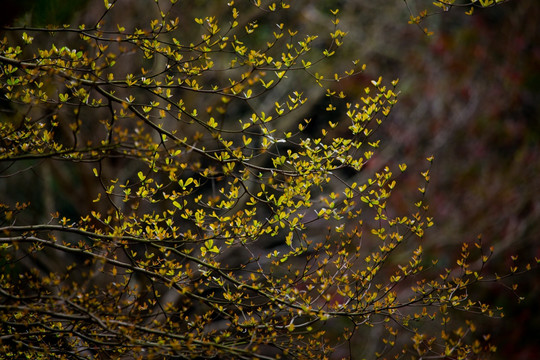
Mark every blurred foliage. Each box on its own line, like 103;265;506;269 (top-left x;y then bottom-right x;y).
335;1;540;357
0;0;90;27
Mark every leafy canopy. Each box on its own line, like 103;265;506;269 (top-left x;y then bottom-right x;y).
0;0;529;359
